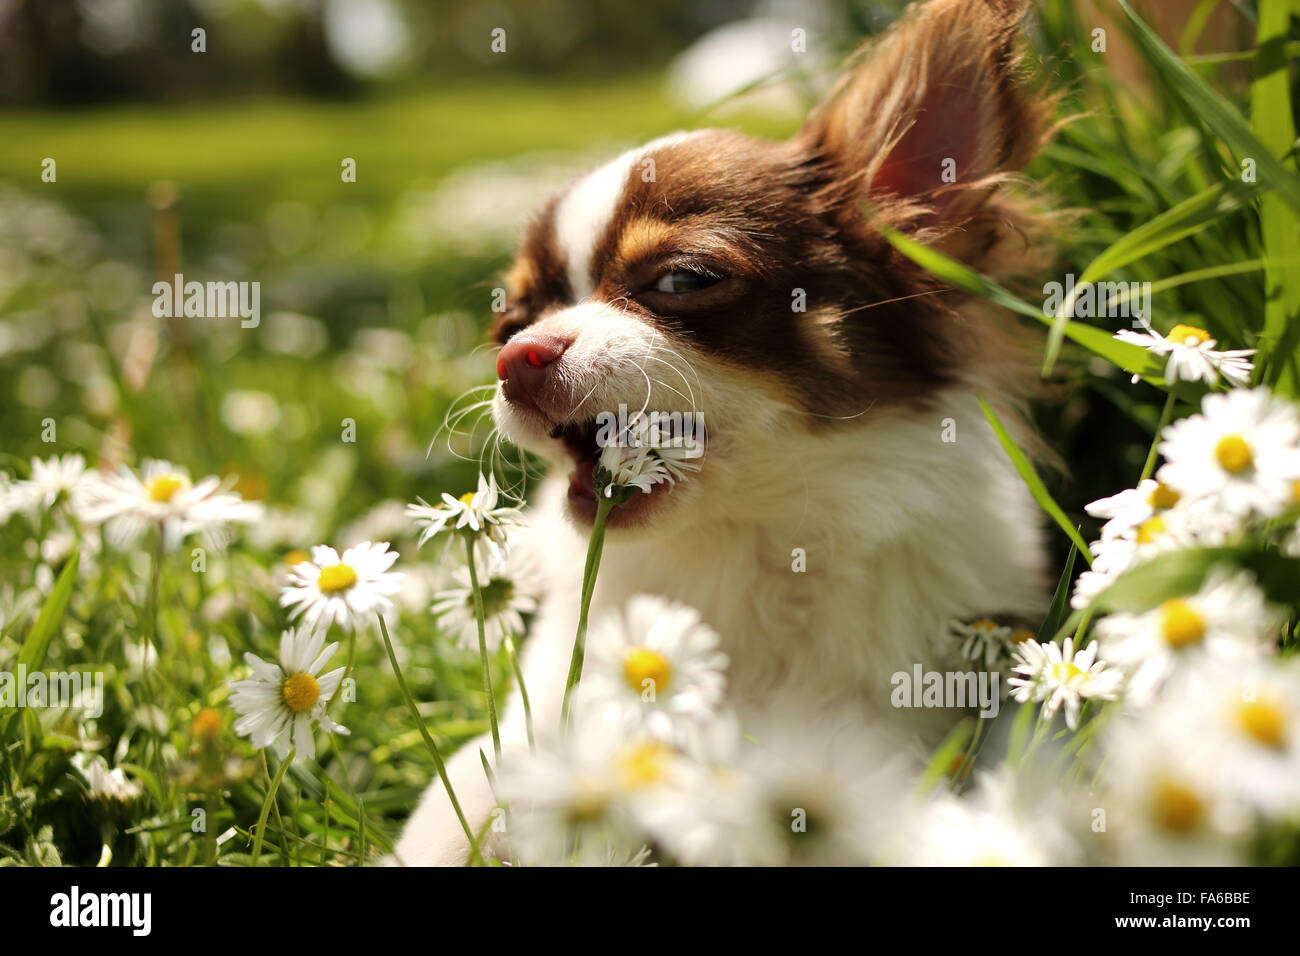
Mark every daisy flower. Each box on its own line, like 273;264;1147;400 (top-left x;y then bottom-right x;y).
7;454;96;518
280;541;404;632
593;411;702;499
495;717;685;865
950;618;1014;668
80;458;262;549
430;560;538;652
227;626;349;762
1093;568;1277;704
1102;690;1251;865
621;411;704;486
406;471;522;563
1084;478;1183;541
595;442;669;498
1157;387;1300;519
1166;659;1300;818
660;712;912;866
1115;323;1254;387
1071;504;1236;610
895;770;1081;866
71;753;143;804
1007;636;1121;729
576;594;727;742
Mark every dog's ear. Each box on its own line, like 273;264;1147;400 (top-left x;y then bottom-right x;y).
797;0;1051;262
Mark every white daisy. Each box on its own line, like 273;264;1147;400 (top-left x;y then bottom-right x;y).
80;458;262;549
576;594;727;743
1115;323;1254;387
227;626;349;763
620;411;704;486
1102;692;1251;865
495;717;685;865
1071;504;1236;610
6;454;96;518
279;541;405;631
71;753;143;804
950;617;1015;668
1084;478;1183;541
406;471;522;563
595;442;669;498
430;560;538;652
1168;659;1300;818
896;771;1081;866
1007;636;1122;729
1157;387;1300;519
650;717;915;868
0;474;13;524
1093;568;1277;704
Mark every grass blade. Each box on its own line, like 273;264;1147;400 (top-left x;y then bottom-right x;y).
978;396;1093;566
1252;0;1300;393
1117;0;1300;218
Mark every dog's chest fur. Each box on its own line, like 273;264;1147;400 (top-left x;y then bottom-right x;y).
515;389;1048;727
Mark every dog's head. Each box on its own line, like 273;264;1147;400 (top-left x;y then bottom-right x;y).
491;0;1052;530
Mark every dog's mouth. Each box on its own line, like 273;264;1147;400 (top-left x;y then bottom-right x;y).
549;418;604;504
545;413;699;526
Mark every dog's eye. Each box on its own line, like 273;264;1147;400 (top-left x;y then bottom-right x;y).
652;269;723;294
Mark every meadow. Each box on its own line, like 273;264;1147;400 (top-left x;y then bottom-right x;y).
1;0;1299;866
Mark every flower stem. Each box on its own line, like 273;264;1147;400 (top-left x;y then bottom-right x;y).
140;526;165;774
561;494;616;727
1140;391;1177;482
251;746;293;866
376;612;482;863
328;732;367;863
504;629;534;751
464;534;501;763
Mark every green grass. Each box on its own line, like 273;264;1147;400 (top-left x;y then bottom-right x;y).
0;75;796;217
2;1;1300;866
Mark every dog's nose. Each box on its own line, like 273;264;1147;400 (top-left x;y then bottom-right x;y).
496;332;570;405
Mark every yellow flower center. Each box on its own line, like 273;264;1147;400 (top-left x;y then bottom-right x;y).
1167;323;1209;347
1136;515;1167;544
1214;434;1253;474
1050;660;1085;684
1153;779;1204;833
615;741;673;790
623;647;673;695
284;549;310;567
1292;479;1300;504
1236;700;1286;749
317;563;358;594
1009;629;1035;645
458;492;476;506
1159;599;1205;649
566;778;610;824
1147;482;1181;511
971;618;999;631
190;707;222;741
281;672;320;713
146;472;190;503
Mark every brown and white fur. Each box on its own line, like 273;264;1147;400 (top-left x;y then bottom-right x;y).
395;0;1055;865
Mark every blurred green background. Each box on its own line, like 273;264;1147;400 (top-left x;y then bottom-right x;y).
0;0;1289;570
0;0;878;528
2;0;1297;865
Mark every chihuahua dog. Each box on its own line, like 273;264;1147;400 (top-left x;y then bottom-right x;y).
395;0;1053;865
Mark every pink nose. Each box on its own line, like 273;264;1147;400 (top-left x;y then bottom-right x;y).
496;333;570;406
